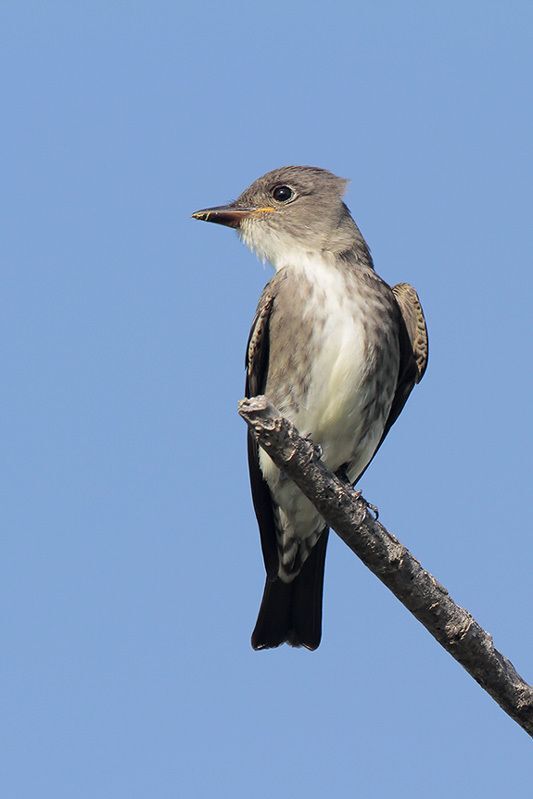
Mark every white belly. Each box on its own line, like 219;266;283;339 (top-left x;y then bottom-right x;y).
296;304;372;471
259;254;393;556
262;254;387;467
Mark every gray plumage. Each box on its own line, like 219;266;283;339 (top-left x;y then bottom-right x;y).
192;166;428;650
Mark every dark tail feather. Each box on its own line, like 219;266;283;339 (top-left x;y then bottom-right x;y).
251;530;329;651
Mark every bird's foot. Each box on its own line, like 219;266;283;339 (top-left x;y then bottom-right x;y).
335;465;380;519
335;464;351;485
313;442;323;460
303;432;322;461
364;500;379;520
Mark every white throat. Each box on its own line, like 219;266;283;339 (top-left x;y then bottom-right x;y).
239;219;321;272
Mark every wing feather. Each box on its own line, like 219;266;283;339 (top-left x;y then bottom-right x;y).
245;289;278;578
380;282;428;442
353;282;428;483
392;282;428;382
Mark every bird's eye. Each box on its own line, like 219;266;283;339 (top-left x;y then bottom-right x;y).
272;185;293;203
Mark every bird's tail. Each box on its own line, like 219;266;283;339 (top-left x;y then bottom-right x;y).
251;529;329;650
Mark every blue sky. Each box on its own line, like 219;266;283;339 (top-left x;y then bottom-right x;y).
1;2;532;796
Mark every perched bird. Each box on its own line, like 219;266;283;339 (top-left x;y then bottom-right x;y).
192;166;428;650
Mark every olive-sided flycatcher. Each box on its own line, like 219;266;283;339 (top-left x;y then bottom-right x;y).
192;166;428;650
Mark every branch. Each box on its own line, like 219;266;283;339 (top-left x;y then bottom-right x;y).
238;395;533;737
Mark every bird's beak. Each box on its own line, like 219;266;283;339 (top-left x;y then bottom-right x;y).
191;204;275;229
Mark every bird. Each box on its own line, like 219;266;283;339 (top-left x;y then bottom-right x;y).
192;166;428;650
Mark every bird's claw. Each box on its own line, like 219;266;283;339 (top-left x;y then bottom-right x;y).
364;500;379;520
303;432;322;460
335;464;355;487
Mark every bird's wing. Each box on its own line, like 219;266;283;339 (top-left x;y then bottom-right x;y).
380;282;428;442
392;282;428;383
353;282;428;484
245;288;279;578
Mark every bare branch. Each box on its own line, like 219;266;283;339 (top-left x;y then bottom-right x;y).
238;395;533;737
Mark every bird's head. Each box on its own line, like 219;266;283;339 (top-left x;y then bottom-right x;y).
192;166;360;270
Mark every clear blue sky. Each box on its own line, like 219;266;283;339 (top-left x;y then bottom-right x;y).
1;2;532;796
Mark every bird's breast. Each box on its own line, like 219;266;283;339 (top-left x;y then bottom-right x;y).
264;255;400;476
